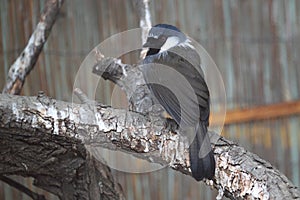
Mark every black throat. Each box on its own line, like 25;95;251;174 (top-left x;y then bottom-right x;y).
146;48;160;56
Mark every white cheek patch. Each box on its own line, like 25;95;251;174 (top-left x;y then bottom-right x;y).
159;36;180;53
148;33;159;39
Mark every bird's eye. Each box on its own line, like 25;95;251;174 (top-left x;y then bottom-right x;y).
160;35;167;41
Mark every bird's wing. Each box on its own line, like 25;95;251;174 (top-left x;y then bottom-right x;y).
142;47;209;127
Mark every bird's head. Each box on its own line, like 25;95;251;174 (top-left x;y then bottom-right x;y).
143;24;188;56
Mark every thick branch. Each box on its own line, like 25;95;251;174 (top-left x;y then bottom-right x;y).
93;57;154;114
93;57;300;199
0;94;299;199
1;1;125;198
0;94;125;200
2;0;64;94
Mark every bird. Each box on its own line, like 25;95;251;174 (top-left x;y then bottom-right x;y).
141;24;215;181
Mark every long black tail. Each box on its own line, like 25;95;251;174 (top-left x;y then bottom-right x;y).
189;122;215;181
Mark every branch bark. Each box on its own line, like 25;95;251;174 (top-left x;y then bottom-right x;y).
2;0;64;94
0;92;299;199
1;1;127;198
0;93;125;200
1;1;299;197
92;56;300;199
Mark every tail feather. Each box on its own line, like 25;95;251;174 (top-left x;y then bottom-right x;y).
189;122;215;181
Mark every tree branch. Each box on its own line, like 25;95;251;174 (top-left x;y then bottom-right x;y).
0;175;45;200
131;0;152;58
0;94;125;200
1;1;126;198
0;93;299;199
2;0;65;94
132;0;152;43
92;56;300;199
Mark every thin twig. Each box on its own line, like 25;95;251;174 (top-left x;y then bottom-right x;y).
0;175;46;200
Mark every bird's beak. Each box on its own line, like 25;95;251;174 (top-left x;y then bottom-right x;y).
143;37;161;48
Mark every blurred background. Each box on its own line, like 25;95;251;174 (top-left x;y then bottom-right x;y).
0;0;299;199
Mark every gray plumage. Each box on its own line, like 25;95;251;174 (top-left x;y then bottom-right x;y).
141;24;215;181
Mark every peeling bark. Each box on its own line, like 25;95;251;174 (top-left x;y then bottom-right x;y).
92;56;300;199
0;94;125;200
1;2;299;196
1;1;126;198
0;94;299;199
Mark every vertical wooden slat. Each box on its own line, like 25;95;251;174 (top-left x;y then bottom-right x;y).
0;0;9;80
290;117;300;186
